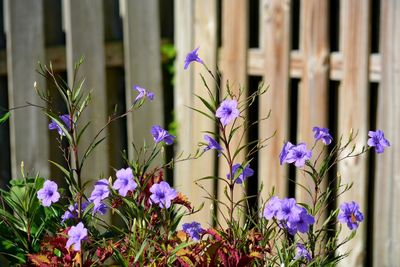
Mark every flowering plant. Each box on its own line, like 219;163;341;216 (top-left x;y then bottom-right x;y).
0;49;390;266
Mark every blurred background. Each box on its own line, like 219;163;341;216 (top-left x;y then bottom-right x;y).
0;1;399;266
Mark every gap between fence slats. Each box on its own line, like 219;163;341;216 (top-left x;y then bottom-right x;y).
373;0;400;266
258;0;291;200
218;0;248;226
119;0;163;161
4;0;49;179
336;1;370;266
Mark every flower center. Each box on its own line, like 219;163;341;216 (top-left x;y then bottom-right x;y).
224;107;232;115
350;213;357;223
157;191;165;199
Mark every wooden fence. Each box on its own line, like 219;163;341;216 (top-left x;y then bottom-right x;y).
0;1;399;266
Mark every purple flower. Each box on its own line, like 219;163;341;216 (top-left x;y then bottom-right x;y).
313;127;333;145
48;114;71;136
149;181;177;208
263;196;282;220
280;142;295;165
368;130;390;154
61;207;74;222
89;179;110;207
151;125;175;145
92;202;107;215
215;99;240;126
285;143;312;168
276;198;302;222
66;222;87;251
295;243;312;262
287;208;315;234
182;221;204;241
184;47;204;70
133;85;155;103
61;202;89;222
37;180;60;207
227;163;254;184
113;168;137;197
338;201;364;230
204;135;223;156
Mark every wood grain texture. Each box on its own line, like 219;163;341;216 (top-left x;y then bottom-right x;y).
63;0;109;183
190;0;218;226
336;1;370;266
4;0;49;179
173;0;217;226
119;0;163;159
296;0;329;207
246;49;381;82
173;0;195;222
218;0;248;226
373;1;400;266
259;0;291;200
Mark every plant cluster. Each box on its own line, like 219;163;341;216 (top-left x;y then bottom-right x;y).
0;48;390;266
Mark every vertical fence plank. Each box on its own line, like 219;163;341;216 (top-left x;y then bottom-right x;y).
173;0;195;220
174;0;217;226
218;0;248;225
259;0;291;199
120;0;163;158
337;1;370;266
296;1;329;206
190;0;217;225
373;1;400;266
4;0;49;179
63;0;109;181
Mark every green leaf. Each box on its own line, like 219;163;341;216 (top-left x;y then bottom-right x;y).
76;121;91;145
73;77;86;101
0;112;10;124
133;239;148;263
195;94;216;113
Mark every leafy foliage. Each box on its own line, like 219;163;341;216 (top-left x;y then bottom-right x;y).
0;51;384;266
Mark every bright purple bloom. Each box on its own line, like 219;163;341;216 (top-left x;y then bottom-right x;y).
287;208;315;235
182;221;204;241
215;99;240;126
113;168;137;197
89;179;110;207
61;207;74;222
48;114;71;136
280;142;295;165
338;201;364;230
149;181;177;208
227;163;254;184
92;202;107;215
313;127;333;145
285;143;312;168
295;243;312;262
263;196;282;220
66;222;87;251
276;198;303;222
61;201;89;222
37;180;60;207
133;85;154;103
368;130;390;154
151;125;175;145
204;135;223;156
184;47;204;70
